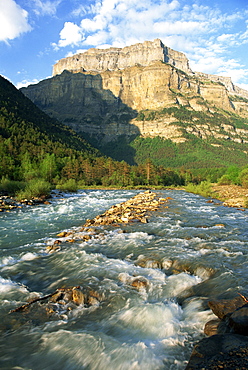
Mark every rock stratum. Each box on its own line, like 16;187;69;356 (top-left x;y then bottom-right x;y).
53;39;192;76
21;39;248;165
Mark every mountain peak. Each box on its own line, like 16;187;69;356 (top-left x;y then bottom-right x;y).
53;39;192;76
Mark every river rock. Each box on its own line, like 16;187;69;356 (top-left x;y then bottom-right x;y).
118;273;148;290
228;303;248;335
131;277;149;289
194;266;215;280
187;294;248;368
49;191;171;250
56;231;73;237
81;234;92;241
208;295;247;319
135;255;162;269
185;333;248;369
170;260;192;275
81;191;171;229
204;319;222;336
159;258;173;270
46;241;61;253
72;287;85;305
87;296;100;306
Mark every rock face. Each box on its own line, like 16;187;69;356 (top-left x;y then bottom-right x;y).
53;39;192;76
195;71;248;99
21;39;248;148
186;295;248;369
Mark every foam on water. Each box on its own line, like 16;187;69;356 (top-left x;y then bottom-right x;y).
0;256;17;267
0;276;28;295
20;252;38;261
38;330;164;370
113;301;183;340
0;189;247;369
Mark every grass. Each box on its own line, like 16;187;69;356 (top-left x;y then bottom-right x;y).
185;181;215;198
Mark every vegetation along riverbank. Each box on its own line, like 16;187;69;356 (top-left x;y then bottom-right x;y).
1;180;248;212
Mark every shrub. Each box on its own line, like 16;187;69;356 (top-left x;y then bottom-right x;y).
56;178;78;192
217;174;232;185
0;177;25;195
185;181;214;198
16;179;51;200
239;168;248;188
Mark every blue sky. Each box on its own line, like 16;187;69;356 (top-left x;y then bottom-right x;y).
0;0;248;90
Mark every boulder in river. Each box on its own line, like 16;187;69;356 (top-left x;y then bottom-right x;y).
187;294;248;369
208;295;247;319
228;303;248;335
135;255;162;269
186;333;248;369
9;285;104;325
118;272;149;290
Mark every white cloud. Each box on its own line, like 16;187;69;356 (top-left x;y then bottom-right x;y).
153;20;207;35
54;0;242;51
65;49;88;58
31;0;62;16
54;0;188;49
84;31;109;47
52;0;248;88
236;82;248;91
217;34;234;42
56;22;84;48
80;17;104;32
0;0;32;42
16;78;39;89
71;5;88;18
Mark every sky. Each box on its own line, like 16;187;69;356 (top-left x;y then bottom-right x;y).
0;0;248;90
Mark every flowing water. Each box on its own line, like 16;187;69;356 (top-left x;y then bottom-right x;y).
0;189;247;369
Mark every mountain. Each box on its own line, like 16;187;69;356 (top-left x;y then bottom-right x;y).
0;74;101;179
0;74;100;154
21;39;248;169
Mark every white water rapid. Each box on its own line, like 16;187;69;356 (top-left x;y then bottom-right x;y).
0;189;247;369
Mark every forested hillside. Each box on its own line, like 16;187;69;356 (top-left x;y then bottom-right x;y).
0;75;190;198
100;105;248;168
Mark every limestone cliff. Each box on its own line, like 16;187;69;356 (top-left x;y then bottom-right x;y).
195;71;248;99
21;39;248;150
53;39;192;76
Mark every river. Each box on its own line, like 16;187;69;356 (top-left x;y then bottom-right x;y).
0;189;247;369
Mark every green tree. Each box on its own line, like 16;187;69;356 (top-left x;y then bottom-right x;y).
39;153;58;182
239;168;248;188
20;152;39;181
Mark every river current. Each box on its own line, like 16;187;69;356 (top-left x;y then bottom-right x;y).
0;189;247;369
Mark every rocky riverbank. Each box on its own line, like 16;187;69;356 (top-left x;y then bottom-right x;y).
212;184;248;209
1;184;248;213
0;195;51;212
186;295;248;369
